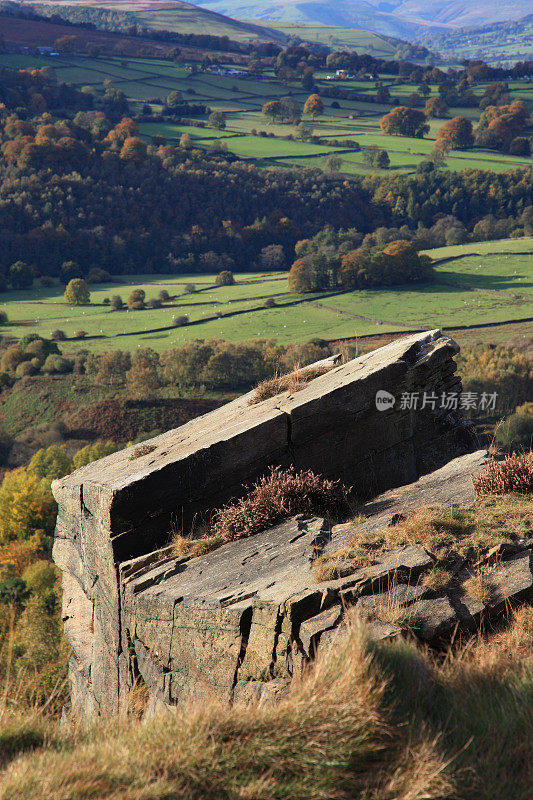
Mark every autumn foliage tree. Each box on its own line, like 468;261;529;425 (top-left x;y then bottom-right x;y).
288;257;318;293
120;137;147;163
476;101;529;152
379;107;429;138
0;468;57;547
436;117;474;150
339;241;432;289
64;278;90;305
424;97;448;119
215;270;235;286
126;289;146;310
126;348;161;399
303;94;324;119
105;117;138;147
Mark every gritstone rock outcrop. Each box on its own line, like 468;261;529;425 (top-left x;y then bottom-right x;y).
54;329;519;719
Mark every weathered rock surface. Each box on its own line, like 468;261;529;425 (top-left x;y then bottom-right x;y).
119;469;532;710
53;330;481;718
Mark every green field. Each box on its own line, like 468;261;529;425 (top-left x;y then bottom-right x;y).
256;22;399;56
1;51;531;177
2;239;531;354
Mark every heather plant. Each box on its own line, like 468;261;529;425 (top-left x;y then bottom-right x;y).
473;451;533;495
211;465;351;543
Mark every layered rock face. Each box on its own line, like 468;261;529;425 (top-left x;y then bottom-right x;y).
53;330;475;718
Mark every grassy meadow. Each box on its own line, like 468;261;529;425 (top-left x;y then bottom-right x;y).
1;239;531;354
0;52;531;176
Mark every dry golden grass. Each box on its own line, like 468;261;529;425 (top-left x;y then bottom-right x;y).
371;602;414;628
315;495;532;582
249;363;335;405
464;572;493;605
0;624;396;800
422;566;454;592
1;610;532;800
172;532;223;560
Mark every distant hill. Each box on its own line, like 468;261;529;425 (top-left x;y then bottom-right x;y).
8;0;431;57
185;0;533;39
421;14;533;65
17;0;289;45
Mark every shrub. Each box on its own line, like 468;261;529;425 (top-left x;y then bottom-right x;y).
210;465;351;543
86;268;112;284
74;330;87;339
23;336;58;359
184;283;196;293
264;297;276;308
110;295;123;311
473;452;533;496
0;371;12;390
0;347;25;372
42;355;71;375
215;270;235;286
0;311;8;325
495;403;533;449
50;330;66;341
158;290;170;302
173;315;189;327
146;298;162;309
22;560;60;600
15;361;35;379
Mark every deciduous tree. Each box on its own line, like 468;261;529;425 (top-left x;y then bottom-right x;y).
379;107;429;138
303;94;324;119
436;117;474;150
64;278;90;305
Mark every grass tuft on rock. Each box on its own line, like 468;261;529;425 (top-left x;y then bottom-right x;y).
249;363;336;404
315;494;532;582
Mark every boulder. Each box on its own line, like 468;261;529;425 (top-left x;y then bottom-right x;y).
52;330;478;718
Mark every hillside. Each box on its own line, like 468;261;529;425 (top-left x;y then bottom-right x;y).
422;14;533;65
16;0;288;45
254;21;407;56
186;0;533;39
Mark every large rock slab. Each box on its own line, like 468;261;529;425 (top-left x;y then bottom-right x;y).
52;330;475;717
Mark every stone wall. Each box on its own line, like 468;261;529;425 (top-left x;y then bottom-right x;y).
53;329;473;718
